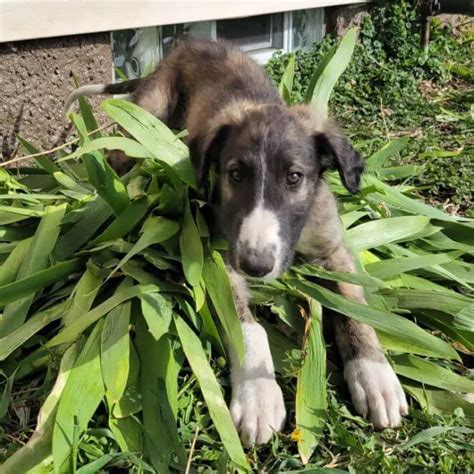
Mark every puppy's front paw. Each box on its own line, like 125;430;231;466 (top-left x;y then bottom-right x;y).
230;377;286;446
345;358;408;428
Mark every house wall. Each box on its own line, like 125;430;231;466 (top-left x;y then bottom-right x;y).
325;3;369;36
0;33;111;161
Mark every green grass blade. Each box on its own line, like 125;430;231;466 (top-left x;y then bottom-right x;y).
304;42;338;104
309;28;358;119
136;317;186;472
0;342;79;472
365;137;410;170
364;174;463;223
278;54;296;104
61;137;151;163
291;280;459;360
54;197;113;260
84;151;130;215
0;204;66;337
101;99;196;188
92;196;154;245
347;216;430;251
397;426;474;451
0;301;69;361
0;258;83;306
393;289;473;331
101;297;132;405
17;135;61;175
295;264;387;288
109;416;143;454
404;382;474;426
53;321;105;472
179;202;204;286
174;315;249;471
140;293;172;341
365;252;462;280
110;216;179;277
296;299;326;464
202;251;244;362
0;238;32;286
393;354;474;393
46;284;160;347
63;268;102;326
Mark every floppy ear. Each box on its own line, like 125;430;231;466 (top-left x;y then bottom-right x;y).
314;129;364;194
189;125;231;187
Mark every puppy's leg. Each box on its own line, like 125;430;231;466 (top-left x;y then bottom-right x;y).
298;183;407;427
324;245;408;427
227;269;286;446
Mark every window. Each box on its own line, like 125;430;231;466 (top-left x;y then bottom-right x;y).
112;9;324;81
217;14;284;51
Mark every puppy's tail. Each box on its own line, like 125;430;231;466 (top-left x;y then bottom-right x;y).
64;78;141;116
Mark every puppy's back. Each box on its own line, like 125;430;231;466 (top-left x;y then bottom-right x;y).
133;38;283;128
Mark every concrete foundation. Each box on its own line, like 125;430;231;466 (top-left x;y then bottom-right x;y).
0;33;112;161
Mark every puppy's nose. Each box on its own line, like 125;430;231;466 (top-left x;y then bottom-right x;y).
239;250;275;278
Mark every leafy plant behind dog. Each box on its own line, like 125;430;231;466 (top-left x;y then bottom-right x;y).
1;28;473;472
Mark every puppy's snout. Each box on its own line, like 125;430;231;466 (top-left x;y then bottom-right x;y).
239;249;275;278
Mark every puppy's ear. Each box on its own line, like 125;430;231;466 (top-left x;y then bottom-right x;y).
290;105;364;193
189;125;231;187
314;129;364;194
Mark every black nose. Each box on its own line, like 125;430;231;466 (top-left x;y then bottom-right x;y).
239;250;275;278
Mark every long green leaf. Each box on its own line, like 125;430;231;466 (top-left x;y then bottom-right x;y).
393;354;474;393
63;267;102;326
0;342;79;473
136;318;186;472
0;204;66;337
0;238;32;286
202;252;244;362
174;315;249;471
101;298;131;405
101;99;196;188
291;280;459;360
0;258;82;306
365;137;410;170
140;292;173;341
346;216;430;251
110;216;179;278
279;54;296;104
179;202;203;286
0;301;69;361
365;252;461;280
296;299;326;464
53;321;105;472
46;284;160;347
309;28;358;118
93;196;154;244
54;197;112;260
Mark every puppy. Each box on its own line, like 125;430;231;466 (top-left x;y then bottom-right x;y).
66;39;408;446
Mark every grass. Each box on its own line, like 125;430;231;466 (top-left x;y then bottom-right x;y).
0;20;473;474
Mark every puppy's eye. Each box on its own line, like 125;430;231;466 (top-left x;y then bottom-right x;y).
229;170;242;183
287;172;303;185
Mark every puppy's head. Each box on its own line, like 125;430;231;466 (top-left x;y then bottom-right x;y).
190;102;363;279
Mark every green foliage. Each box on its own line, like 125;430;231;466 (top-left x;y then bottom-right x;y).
0;18;473;473
266;0;473;210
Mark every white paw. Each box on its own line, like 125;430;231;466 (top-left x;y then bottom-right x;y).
230;377;286;446
345;358;408;428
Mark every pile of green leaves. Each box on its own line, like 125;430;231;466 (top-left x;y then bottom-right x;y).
267;0;474;211
0;28;473;473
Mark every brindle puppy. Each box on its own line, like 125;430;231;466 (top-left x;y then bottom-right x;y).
66;39;408;446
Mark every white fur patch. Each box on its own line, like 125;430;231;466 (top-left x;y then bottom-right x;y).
230;322;286;446
238;205;282;279
344;359;408;428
